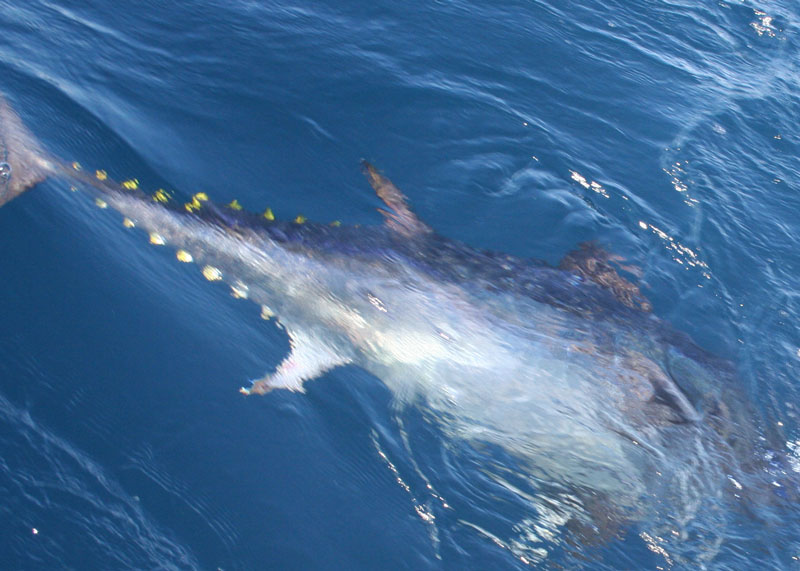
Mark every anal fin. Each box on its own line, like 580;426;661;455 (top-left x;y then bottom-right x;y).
241;330;351;395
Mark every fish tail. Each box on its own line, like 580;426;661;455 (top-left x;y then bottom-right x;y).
0;93;59;207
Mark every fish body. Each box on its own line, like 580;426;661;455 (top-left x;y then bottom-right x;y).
0;94;794;544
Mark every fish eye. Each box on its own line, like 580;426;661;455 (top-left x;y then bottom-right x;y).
0;162;11;181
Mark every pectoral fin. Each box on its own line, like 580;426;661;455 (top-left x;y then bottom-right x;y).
649;373;701;424
241;330;351;395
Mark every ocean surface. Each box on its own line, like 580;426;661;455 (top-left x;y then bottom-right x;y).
0;0;798;569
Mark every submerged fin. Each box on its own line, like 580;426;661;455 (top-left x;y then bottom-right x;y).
559;242;652;312
0;94;58;207
649;375;701;424
361;161;432;237
241;330;351;395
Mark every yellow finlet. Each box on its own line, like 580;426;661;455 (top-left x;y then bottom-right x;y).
260;305;274;320
71;162;81;171
330;220;341;227
95;198;108;209
202;266;223;281
122;179;139;190
231;281;249;299
227;199;243;211
149;232;166;245
122;217;135;228
185;192;209;213
95;169;108;181
153;189;171;204
176;250;193;263
294;214;306;224
263;207;275;221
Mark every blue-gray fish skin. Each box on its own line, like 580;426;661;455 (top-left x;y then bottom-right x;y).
0;92;795;556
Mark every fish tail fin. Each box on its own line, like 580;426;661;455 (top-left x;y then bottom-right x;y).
0;93;58;207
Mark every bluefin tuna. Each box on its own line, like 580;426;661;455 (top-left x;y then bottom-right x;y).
0;93;795;561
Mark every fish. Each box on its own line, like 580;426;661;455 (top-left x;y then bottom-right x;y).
0;92;796;560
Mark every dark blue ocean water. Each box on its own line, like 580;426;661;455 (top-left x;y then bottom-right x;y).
0;0;799;569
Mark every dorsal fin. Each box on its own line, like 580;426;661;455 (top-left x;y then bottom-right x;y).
559;242;652;312
361;161;432;237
